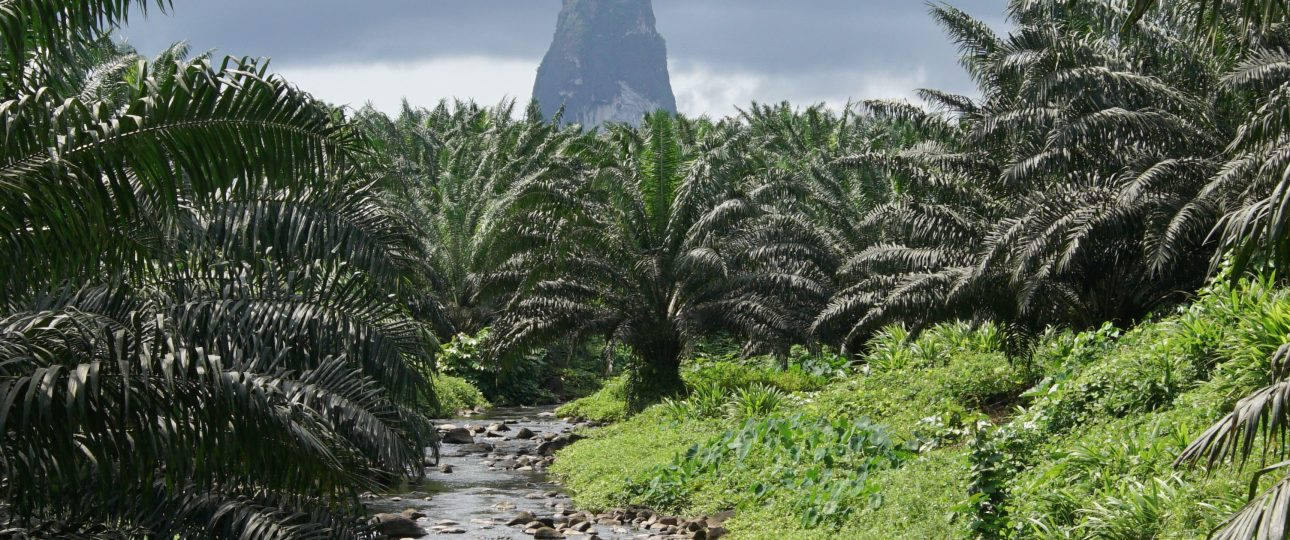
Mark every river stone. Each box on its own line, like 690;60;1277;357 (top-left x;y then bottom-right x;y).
441;427;474;444
537;411;557;418
440;464;453;473
487;423;510;432
458;442;494;454
511;427;535;439
532;526;564;539
506;511;537;526
400;508;426;520
371;513;427;538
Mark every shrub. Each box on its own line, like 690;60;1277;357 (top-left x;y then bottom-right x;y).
556;374;631;422
428;375;491;418
684;359;831;394
438;328;555;405
728;383;787;419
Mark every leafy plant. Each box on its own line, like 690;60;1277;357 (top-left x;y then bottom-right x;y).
729;383;787;419
0;2;439;536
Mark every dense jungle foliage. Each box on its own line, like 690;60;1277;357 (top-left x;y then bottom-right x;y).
7;0;1290;538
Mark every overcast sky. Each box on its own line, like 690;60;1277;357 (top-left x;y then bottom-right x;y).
119;1;1009;117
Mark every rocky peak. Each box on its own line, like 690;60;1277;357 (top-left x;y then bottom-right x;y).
532;0;678;128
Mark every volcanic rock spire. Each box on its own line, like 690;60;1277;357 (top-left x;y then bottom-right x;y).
533;0;678;128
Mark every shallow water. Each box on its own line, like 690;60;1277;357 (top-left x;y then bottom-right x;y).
367;406;642;539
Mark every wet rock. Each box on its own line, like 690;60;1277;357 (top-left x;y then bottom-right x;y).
434;519;459;526
400;508;426;520
371;513;427;538
532;526;564;539
458;442;494;454
440;464;454;473
507;511;537;526
437;527;466;534
537;412;557;418
441;427;475;444
512;427;536;439
487;423;510;432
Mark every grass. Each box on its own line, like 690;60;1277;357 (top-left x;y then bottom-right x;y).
550;275;1290;538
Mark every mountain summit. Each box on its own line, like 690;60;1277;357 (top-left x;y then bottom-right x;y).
533;0;677;128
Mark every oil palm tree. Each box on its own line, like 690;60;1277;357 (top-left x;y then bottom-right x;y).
1127;0;1287;31
356;99;582;336
490;112;820;407
1;1;438;536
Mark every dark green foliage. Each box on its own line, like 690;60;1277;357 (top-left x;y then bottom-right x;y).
0;3;439;536
490;111;824;410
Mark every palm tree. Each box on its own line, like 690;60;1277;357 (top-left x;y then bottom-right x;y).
1172;23;1290;540
1;1;438;536
490;112;820;407
1127;0;1287;31
355;99;582;336
812;1;1237;352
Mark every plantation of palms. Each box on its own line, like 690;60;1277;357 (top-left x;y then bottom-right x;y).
12;0;1290;538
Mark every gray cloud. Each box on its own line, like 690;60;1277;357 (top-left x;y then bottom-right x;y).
120;1;1008;114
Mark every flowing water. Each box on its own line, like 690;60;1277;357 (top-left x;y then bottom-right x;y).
367;406;642;539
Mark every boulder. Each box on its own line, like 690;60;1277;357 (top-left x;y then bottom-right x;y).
532;526;564;539
440;427;474;444
440;464;454;473
400;508;426;520
487;423;510;432
458;442;494;454
506;511;537;526
371;513;427;538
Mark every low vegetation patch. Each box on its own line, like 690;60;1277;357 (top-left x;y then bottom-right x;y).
553;277;1290;538
428;375;491;418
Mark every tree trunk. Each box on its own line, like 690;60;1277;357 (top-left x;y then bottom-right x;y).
627;335;685;411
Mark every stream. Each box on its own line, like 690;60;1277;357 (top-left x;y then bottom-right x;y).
365;406;648;539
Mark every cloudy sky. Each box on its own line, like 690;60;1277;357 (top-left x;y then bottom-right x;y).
119;1;1008;117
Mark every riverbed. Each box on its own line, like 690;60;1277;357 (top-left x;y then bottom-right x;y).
366;406;644;539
